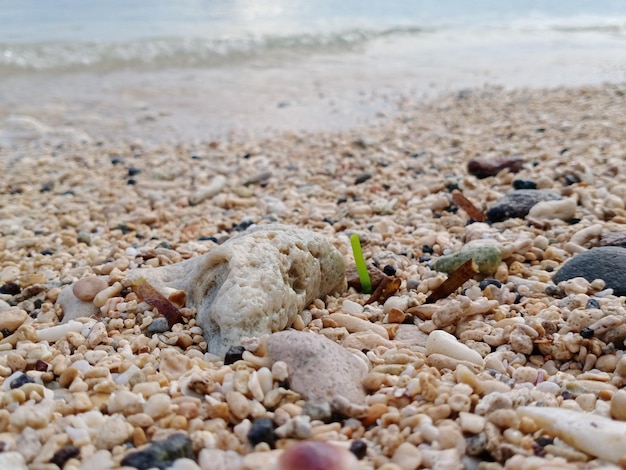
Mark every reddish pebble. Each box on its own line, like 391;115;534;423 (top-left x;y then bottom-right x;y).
467;155;524;179
277;441;358;470
72;276;108;302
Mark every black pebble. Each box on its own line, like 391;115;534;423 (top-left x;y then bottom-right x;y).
198;236;219;243
585;298;600;309
563;173;581;186
383;265;396;276
247;417;276;448
580;327;594;339
128;167;141;177
545;285;565;298
40;182;54;193
224;345;245;365
479;279;502;290
233;220;254;232
10;373;34;389
512;179;537;190
534;436;554;447
127;179;137;185
349;439;368;459
110;157;125;165
337;197;348;205
354;173;372;185
446;181;460;192
40;249;54;255
120;434;193;470
0;282;20;295
51;445;80;468
422;245;434;255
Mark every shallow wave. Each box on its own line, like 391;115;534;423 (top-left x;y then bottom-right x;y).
0;26;425;76
1;19;624;77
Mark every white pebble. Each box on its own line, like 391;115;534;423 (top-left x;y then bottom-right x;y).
426;330;484;367
36;320;83;343
144;393;171;419
0;452;27;470
535;381;560;395
167;458;202;470
528;198;576;220
342;299;363;315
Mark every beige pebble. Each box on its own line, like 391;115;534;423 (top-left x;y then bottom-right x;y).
19;273;46;287
488;409;520;429
595;354;618;373
92;282;123;308
72;276;108;302
391;442;422;470
459;412;486;434
126;413;154;428
108;390;144;416
87;322;108;348
610;390;626;421
226;390;250;420
0;308;28;332
159;348;193;381
511;366;538;384
330;313;389;339
143;393;171;419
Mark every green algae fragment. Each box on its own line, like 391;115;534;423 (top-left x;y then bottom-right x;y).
434;245;501;275
350;233;372;294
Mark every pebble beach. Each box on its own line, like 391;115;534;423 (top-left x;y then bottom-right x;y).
3;82;626;470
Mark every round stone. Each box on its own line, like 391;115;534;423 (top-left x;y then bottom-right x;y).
553;247;626;296
73;276;108;302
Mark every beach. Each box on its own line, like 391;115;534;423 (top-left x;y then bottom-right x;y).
3;82;626;468
3;2;626;468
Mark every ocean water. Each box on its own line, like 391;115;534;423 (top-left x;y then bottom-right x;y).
2;0;626;75
1;1;626;144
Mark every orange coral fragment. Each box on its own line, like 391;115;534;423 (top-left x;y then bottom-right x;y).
365;276;401;305
131;277;184;328
425;258;478;304
452;190;485;222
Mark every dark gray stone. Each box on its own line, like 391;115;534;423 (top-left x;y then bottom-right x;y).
487;190;561;223
552;246;626;296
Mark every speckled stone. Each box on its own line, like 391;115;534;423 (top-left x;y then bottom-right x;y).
553;246;626;296
120;433;193;470
266;330;367;406
486;190;561;223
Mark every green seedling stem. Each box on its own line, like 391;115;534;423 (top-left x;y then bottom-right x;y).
350;233;372;294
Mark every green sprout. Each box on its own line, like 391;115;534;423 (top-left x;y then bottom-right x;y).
350;233;372;294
